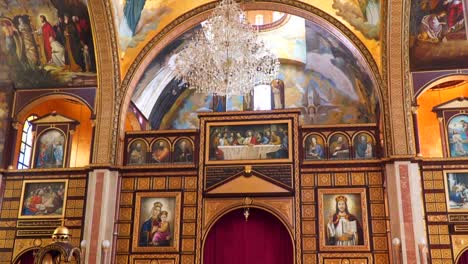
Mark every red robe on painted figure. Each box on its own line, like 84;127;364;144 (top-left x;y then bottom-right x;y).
41;21;56;62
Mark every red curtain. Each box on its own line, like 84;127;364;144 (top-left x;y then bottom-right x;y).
203;208;293;264
459;250;468;264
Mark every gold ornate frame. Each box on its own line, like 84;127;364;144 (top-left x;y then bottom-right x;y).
132;192;181;253
204;119;293;165
127;138;149;165
445;113;468;158
444;170;468;213
18;179;69;219
327;132;351;160
351;131;376;159
149;137;171;163
318;188;370;251
31;127;68;169
172;137;195;163
303;132;326;161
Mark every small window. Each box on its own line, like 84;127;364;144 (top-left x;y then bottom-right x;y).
253;84;271;110
255;14;264;25
17;115;37;169
273;12;283;21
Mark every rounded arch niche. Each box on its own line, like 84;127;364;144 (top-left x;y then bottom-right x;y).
202;207;294;264
117;1;386;163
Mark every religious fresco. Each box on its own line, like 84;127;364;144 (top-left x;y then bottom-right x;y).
331;0;381;40
114;0;383;77
410;0;468;71
448;114;468;157
0;89;11;167
0;0;96;88
133;14;378;129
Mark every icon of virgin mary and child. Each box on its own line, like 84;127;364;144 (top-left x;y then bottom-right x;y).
139;201;171;246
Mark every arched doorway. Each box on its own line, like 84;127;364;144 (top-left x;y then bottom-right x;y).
203;208;293;264
14;249;35;264
458;249;468;264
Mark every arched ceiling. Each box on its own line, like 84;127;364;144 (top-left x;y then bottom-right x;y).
110;0;383;78
130;12;380;129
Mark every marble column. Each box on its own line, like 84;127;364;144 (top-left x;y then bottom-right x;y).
82;169;119;263
386;161;426;264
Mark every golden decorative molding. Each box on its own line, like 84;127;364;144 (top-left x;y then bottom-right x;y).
202;197;295;236
86;0;121;165
318;253;373;264
128;254;179;263
387;0;414;156
13;238;52;261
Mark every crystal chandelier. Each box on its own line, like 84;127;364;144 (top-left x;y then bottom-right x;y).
173;0;280;96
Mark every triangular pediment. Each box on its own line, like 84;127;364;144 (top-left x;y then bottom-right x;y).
433;97;468;111
207;175;290;194
31;112;78;124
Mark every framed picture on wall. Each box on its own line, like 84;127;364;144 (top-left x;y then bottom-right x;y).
353;132;375;159
18;179;68;219
127;139;148;165
447;114;468;158
132;192;181;252
173;137;194;163
150;138;171;163
328;133;351;160
205;119;292;164
303;133;326;160
318;188;370;251
444;170;468;212
32;128;67;168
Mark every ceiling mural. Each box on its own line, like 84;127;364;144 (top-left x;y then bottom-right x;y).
410;0;468;71
132;13;379;130
0;0;96;88
112;0;384;78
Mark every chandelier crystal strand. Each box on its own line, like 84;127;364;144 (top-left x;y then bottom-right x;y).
173;0;280;96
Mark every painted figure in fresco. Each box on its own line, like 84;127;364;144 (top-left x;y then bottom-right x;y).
327;195;364;246
243;90;253;110
243;130;257;145
1;19;20;61
22;185;64;216
452;131;467;156
121;0;147;37
63;14;84;72
16;16;39;65
24;189;44;215
152;210;171;246
330;136;350;159
129;142;145;164
461;120;468;137
445;0;464;31
364;0;380;25
139;201;162;246
36;15;56;63
417;11;447;43
212;95;226;112
53;141;64;166
37;143;49;168
53;16;66;46
50;36;65;66
306;136;324;160
152;141;170;163
269;131;282;145
271;79;285;109
267;131;288;158
355;135;373;159
174;139;193;162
